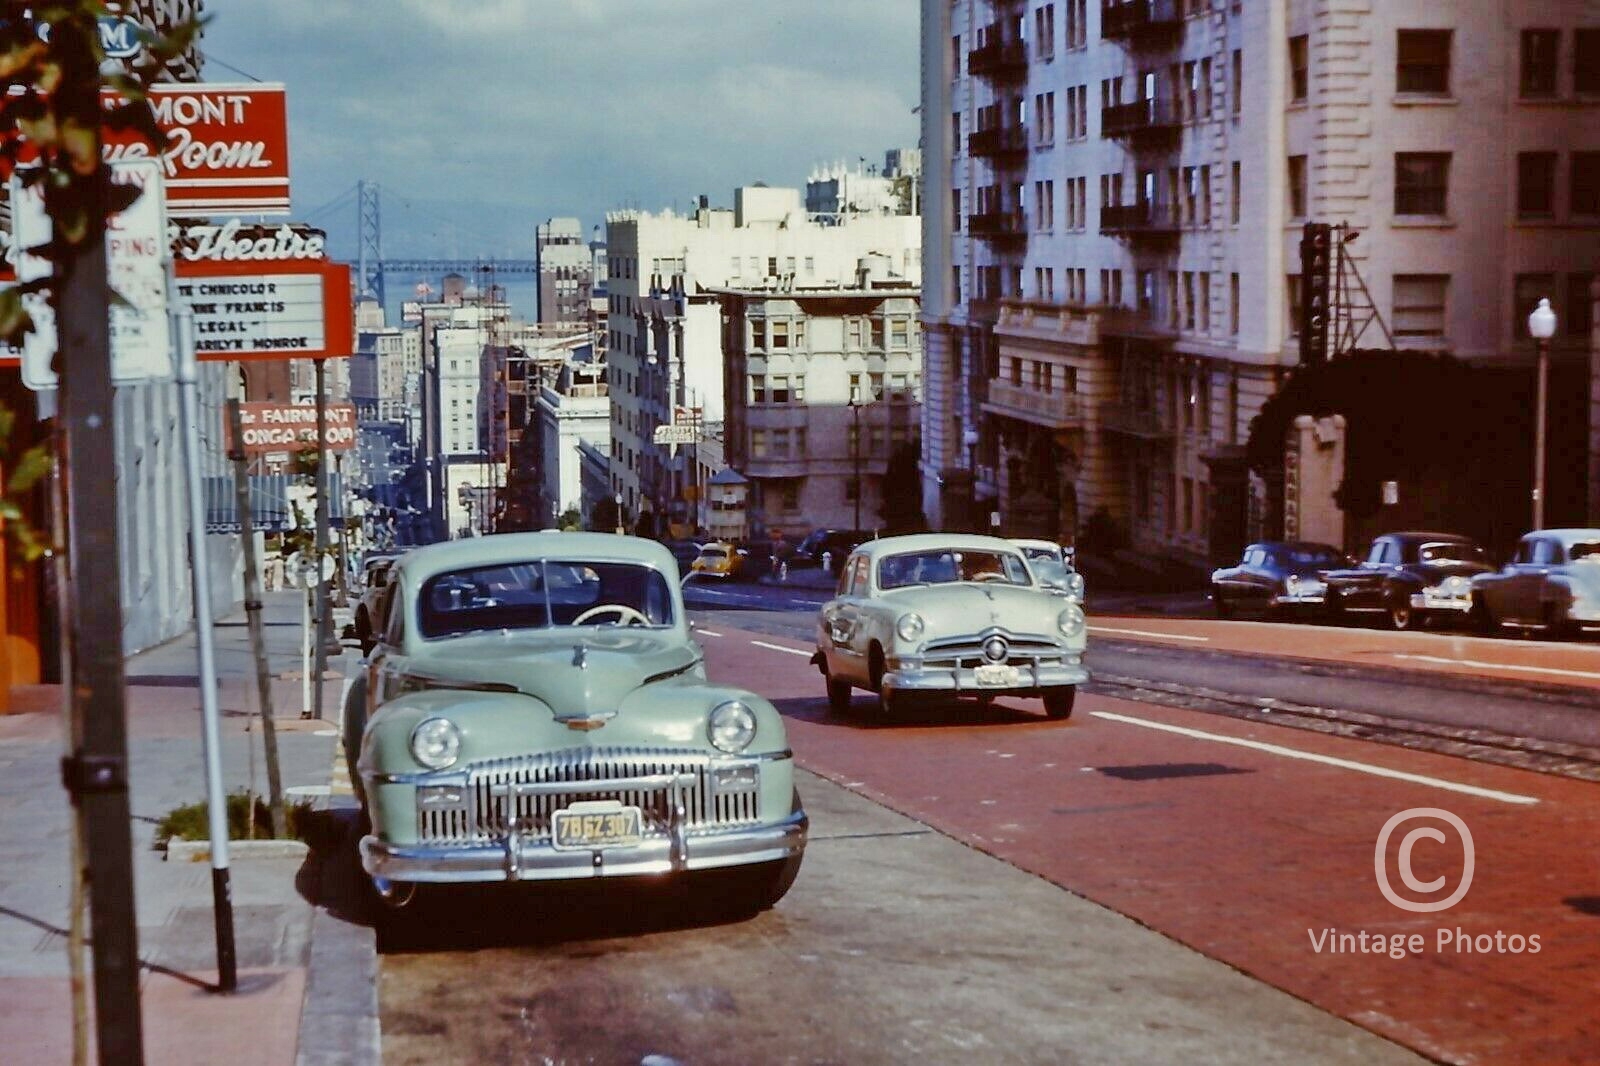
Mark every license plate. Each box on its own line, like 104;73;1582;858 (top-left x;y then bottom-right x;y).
551;801;643;850
974;663;1021;687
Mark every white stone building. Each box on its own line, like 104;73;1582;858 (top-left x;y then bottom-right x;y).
536;360;612;522
921;0;1600;564
606;188;921;526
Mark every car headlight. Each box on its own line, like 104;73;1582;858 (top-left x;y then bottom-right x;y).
707;700;756;754
1444;576;1468;593
410;717;461;770
1064;571;1086;600
896;612;925;642
1057;603;1086;638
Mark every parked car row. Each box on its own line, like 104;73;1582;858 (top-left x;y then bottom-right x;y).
1211;528;1600;637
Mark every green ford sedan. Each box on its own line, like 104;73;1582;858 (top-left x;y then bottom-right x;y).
342;531;806;922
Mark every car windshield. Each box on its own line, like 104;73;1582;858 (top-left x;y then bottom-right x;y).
1569;542;1600;562
417;560;675;638
1020;545;1062;562
1286;547;1342;565
1417;541;1483;563
699;547;729;560
878;549;1032;590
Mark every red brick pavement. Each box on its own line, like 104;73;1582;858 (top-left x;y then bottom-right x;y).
700;626;1600;1064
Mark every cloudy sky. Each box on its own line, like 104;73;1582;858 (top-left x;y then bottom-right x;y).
200;1;921;265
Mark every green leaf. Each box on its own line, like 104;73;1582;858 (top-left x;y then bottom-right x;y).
5;444;52;497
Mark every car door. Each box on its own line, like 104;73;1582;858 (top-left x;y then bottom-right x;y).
1503;537;1560;622
822;554;870;682
1349;538;1397;608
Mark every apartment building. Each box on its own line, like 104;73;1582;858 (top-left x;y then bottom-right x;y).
605;187;921;524
718;266;924;537
922;0;1600;564
536;217;603;328
536;358;612;522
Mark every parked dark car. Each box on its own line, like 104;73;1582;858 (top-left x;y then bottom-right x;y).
793;529;871;574
1210;541;1346;619
1471;528;1600;636
1320;531;1492;630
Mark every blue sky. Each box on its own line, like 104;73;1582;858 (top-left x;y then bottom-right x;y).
199;1;920;266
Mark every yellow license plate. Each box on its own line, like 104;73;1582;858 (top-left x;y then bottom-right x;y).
551;803;643;850
974;663;1021;687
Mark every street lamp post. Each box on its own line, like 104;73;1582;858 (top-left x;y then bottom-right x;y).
1528;297;1557;531
963;428;980;533
615;491;625;536
848;389;866;532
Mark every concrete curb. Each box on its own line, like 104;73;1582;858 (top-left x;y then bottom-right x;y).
165;839;311;863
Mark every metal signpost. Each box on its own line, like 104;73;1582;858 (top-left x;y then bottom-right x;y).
173;309;237;992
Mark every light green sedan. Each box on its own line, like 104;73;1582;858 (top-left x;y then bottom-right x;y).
343;531;806;922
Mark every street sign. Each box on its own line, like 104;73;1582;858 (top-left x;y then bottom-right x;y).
12;159;172;390
653;424;698;445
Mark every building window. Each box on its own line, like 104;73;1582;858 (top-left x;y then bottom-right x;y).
770;320;790;349
1566;273;1594;337
1394;152;1450;216
1232;48;1242;115
1397;29;1451;94
1392;275;1448;338
1286;274;1302;337
1287;155;1308;217
952;111;961;153
772;429;791;457
750;374;767;403
1167;270;1181;329
804;257;815;274
1577;30;1600;94
771;375;797;403
1572;152;1600;215
1513;273;1557;338
890;319;909;347
1230;161;1241;224
1182;272;1196;330
1229;273;1240;335
1199;273;1211;332
751;429;768;457
1289;35;1309;102
951;34;961;76
870;318;886;349
951;267;961;304
1036;3;1055;60
779;481;800;512
1517;152;1557;217
1521;29;1559;97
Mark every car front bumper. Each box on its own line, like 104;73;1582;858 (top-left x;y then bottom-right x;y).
361;809;807;884
1272;590;1326;606
882;659;1090;695
1410;591;1473;613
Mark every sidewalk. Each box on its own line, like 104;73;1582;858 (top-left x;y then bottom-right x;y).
0;591;377;1066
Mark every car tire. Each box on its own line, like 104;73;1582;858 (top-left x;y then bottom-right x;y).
825;672;853;714
1389;597;1419;631
1213;588;1232;619
1042;687;1076;720
1543;602;1575;641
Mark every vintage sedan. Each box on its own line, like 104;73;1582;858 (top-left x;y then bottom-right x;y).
812;534;1088;719
1471;528;1600;636
689;541;745;580
342;531;807;922
1320;531;1492;629
1209;541;1345;619
1009;538;1086;601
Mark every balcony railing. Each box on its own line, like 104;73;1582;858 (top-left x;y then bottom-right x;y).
1099;201;1182;236
983;379;1086;430
1098;401;1175;440
1100;0;1182;42
968;210;1028;241
967;124;1029;159
1100;97;1181;139
968;34;1029;80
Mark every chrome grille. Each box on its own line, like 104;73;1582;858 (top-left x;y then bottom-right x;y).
922;629;1059;667
417;746;761;845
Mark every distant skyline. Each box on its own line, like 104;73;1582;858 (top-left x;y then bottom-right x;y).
199;0;921;273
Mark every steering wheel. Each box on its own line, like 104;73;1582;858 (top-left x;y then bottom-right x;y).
973;572;1009;583
573;603;651;627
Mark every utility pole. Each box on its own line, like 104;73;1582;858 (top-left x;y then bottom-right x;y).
54;99;144;1066
227;394;286;837
312;358;330;719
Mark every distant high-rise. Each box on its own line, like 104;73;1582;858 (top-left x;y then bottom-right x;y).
536;218;599;327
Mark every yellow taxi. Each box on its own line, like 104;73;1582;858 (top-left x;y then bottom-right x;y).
690;541;744;580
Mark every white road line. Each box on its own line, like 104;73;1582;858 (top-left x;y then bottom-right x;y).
1392;652;1600;682
695;629;724;638
1089;625;1210;643
1089;710;1540;806
750;640;813;657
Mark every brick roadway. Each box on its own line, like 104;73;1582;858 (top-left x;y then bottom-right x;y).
1088;614;1600;691
696;624;1600;1065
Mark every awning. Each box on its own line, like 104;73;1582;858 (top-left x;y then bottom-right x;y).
204;473;344;533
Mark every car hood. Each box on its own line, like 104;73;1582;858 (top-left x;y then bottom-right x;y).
406;628;699;718
884;583;1065;639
